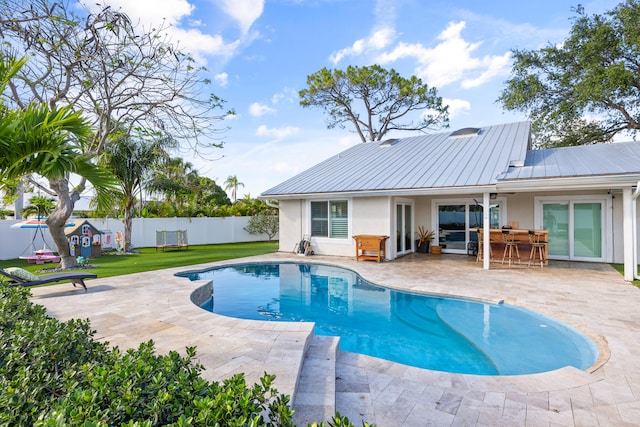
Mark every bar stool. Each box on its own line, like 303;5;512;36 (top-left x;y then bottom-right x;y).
528;230;546;269
501;229;520;268
476;229;493;263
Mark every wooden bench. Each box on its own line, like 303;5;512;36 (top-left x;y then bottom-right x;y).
353;235;389;262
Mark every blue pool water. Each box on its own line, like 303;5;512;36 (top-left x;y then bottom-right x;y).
177;262;599;375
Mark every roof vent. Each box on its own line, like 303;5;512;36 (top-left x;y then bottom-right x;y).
508;160;524;168
450;127;481;138
379;138;398;147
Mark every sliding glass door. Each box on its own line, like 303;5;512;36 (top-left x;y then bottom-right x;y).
539;197;608;261
435;200;502;254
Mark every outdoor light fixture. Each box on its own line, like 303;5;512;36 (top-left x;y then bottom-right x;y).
490;193;498;200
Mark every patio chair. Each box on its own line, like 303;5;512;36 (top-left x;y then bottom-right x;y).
0;267;97;291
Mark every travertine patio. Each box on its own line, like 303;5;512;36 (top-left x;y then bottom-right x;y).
29;253;640;426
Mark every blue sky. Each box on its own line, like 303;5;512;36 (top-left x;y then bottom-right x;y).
93;0;621;200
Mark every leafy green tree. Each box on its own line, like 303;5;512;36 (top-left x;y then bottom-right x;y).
498;1;640;147
300;64;449;142
0;55;117;268
102;134;166;252
224;175;245;203
245;210;279;240
147;157;199;208
192;176;231;207
21;195;56;218
0;0;228;254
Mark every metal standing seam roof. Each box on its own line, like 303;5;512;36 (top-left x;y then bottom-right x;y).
261;121;532;197
497;141;640;181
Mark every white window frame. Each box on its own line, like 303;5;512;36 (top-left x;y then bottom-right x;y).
393;198;415;257
431;197;507;254
307;199;352;243
534;194;612;262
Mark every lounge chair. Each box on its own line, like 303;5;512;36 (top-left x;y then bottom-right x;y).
0;267;96;291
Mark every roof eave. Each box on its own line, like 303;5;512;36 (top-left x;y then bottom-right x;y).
497;174;640;192
260;185;499;200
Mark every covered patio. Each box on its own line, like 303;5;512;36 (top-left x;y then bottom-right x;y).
29;252;640;426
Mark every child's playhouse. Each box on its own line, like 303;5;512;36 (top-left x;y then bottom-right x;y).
65;220;103;258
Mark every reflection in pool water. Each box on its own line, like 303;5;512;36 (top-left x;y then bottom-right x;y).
178;262;598;375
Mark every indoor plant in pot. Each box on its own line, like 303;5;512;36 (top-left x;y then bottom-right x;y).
415;226;435;253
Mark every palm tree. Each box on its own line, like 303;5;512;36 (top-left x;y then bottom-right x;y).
102;135;165;252
146;157;199;209
224;175;244;203
21;195;56;218
0;55;117;268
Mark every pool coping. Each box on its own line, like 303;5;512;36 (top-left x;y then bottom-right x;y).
28;252;640;426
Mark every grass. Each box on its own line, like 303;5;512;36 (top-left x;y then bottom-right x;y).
611;263;640;288
0;241;279;280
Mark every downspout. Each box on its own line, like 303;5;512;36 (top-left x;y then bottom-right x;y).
633;183;640;280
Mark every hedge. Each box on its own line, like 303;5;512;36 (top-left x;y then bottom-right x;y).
0;284;371;426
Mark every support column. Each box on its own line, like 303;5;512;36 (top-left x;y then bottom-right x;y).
623;187;634;281
483;192;491;270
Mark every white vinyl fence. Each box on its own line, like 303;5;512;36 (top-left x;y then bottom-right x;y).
0;216;275;261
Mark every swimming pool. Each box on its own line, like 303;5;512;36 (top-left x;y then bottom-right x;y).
178;262;599;375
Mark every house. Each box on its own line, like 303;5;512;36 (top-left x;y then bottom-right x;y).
65;220;103;258
261;121;640;281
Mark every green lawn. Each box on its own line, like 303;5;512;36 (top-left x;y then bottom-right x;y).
611;263;640;288
0;241;279;280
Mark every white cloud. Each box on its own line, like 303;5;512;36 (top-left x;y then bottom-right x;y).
271;87;297;105
443;98;471;119
249;102;276;117
96;0;194;28
376;21;511;88
460;52;511;89
215;0;264;34
330;27;396;64
93;0;241;64
255;125;299;139
214;72;229;87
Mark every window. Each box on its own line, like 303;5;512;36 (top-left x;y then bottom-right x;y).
311;200;348;238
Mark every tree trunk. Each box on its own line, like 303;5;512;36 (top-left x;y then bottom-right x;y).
123;198;134;252
47;178;79;268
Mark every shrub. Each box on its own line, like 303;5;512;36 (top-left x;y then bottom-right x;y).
0;285;293;426
0;285;371;426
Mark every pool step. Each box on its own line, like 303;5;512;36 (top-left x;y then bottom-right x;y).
292;335;339;426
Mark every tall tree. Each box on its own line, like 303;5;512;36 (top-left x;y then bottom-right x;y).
0;58;117;268
299;64;449;142
498;1;640;147
21;195;56;218
146;157;199;209
102;134;165;252
224;175;244;203
0;0;228;258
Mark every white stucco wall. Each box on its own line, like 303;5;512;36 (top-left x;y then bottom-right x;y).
277;189;638;265
279;197;392;258
278;200;304;253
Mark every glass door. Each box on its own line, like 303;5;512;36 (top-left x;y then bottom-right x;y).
543;203;569;258
436;200;502;254
396;202;413;255
540;199;605;261
438;205;466;251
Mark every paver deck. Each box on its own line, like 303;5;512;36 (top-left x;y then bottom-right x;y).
29;252;640;426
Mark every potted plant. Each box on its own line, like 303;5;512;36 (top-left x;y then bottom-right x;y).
415;226;435;253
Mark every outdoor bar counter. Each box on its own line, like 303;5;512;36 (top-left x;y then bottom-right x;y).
475;228;548;266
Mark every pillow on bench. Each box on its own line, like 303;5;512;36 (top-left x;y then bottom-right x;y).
5;267;39;282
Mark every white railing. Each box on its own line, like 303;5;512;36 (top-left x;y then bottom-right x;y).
0;216;276;260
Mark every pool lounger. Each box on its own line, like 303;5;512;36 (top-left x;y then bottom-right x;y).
0;267;97;291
